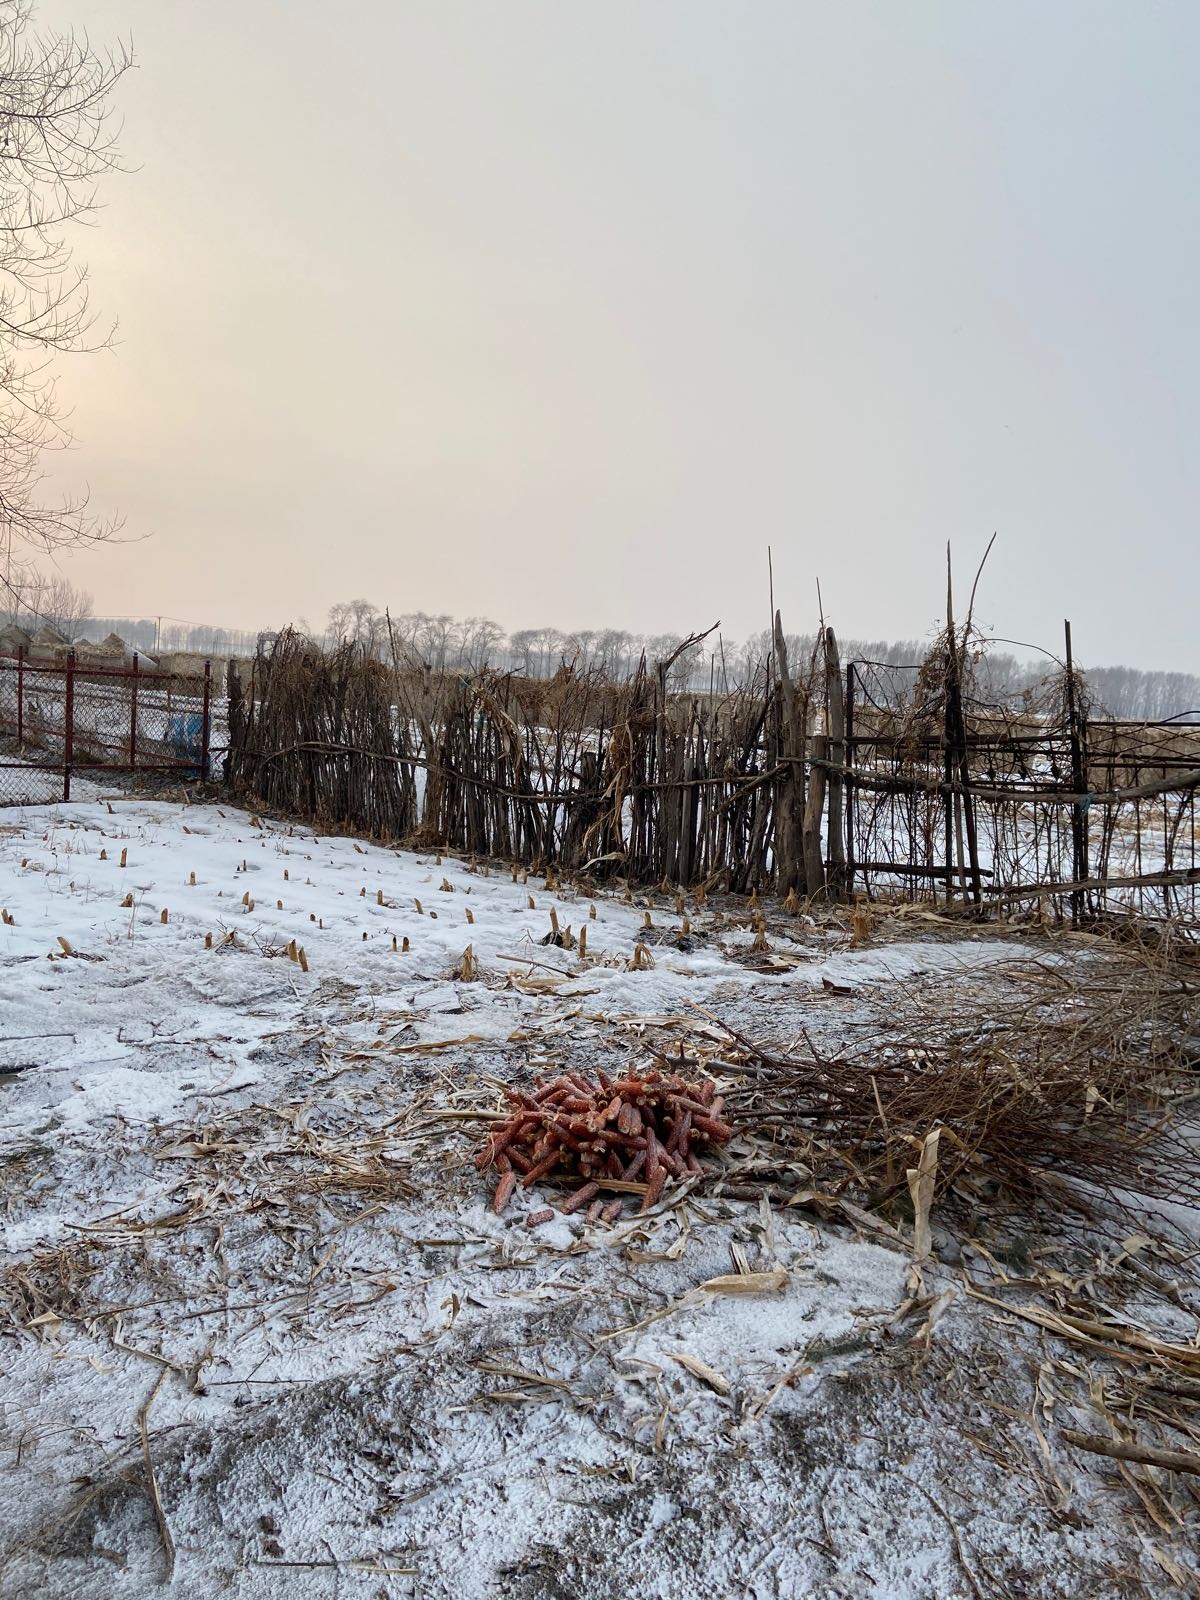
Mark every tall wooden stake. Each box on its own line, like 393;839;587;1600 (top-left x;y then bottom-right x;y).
772;608;806;894
844;662;856;897
824;627;846;899
63;650;75;802
1064;619;1087;927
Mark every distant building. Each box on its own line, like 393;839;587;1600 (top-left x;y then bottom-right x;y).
0;624;31;657
75;633;155;668
30;624;69;658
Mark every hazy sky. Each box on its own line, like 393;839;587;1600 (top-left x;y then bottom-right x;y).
31;1;1199;669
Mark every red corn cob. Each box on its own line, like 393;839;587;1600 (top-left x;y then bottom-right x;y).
610;1078;648;1096
547;1125;591;1152
537;1084;573;1103
666;1108;691;1155
617;1101;642;1136
667;1095;713;1116
693;1116;732;1142
597;1131;646;1150
493;1170;517;1213
521;1148;563;1187
644;1128;661;1179
475;1137;499;1171
561;1181;600;1215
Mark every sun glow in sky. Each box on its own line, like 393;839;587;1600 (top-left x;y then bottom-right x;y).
33;0;1200;669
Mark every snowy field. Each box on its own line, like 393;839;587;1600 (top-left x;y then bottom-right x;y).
0;796;1194;1598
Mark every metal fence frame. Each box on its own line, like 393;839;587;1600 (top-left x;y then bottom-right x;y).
841;657;1199;922
0;648;212;803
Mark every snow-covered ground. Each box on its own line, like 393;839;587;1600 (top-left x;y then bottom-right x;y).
0;796;1193;1598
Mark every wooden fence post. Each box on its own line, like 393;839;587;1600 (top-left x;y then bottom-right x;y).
942;561;983;909
129;651;139;771
942;684;957;903
16;645;23;748
945;635;984;908
224;660;242;790
201;660;212;782
802;732;828;899
63;650;75;802
772;609;805;893
844;662;856;898
1064;619;1088;926
824;627;846;900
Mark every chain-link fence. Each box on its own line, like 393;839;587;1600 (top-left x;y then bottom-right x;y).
0;650;212;805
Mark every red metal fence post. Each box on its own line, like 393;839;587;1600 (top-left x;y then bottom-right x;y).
129;651;139;771
63;651;75;802
16;646;23;748
200;660;212;782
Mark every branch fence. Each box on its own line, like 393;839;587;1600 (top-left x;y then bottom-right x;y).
224;622;1199;926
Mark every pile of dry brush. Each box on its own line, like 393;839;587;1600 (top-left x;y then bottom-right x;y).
723;928;1200;1237
471;930;1200;1243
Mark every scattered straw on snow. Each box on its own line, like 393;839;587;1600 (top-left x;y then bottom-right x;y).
1;797;1197;1598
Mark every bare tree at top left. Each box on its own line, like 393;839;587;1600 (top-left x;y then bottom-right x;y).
0;0;132;599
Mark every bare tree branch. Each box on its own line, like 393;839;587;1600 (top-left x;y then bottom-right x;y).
0;1;132;566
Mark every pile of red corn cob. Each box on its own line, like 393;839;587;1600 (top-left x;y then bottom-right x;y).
477;1064;732;1224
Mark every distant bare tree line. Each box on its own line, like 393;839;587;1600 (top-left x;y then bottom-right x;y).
1079;665;1200;723
11;589;1192;721
0;568;258;654
319;599;1199;720
0;560;92;637
80;614;263;657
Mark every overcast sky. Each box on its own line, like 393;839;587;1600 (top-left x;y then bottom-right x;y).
33;1;1199;669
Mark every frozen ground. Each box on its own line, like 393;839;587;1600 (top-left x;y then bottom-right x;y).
0;797;1195;1598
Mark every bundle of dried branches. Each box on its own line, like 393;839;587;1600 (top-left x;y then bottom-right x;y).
723;931;1200;1233
226;630;419;839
